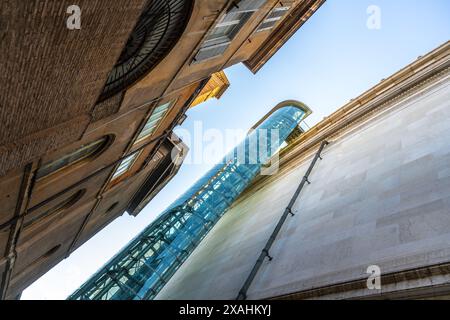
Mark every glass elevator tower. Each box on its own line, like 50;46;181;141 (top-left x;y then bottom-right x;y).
69;101;310;300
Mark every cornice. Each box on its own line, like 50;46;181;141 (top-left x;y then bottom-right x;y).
244;0;326;73
233;41;450;205
282;41;449;165
271;259;450;300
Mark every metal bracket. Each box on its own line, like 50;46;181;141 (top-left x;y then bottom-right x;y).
237;291;247;300
287;208;295;217
236;141;329;301
262;249;273;261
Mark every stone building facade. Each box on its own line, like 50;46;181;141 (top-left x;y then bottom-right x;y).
0;0;324;299
157;42;450;300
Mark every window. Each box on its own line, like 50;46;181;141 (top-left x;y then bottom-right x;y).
194;0;266;62
99;0;193;101
24;189;86;227
105;202;120;215
256;5;290;32
36;136;112;180
112;152;141;180
109;100;173;184
43;245;62;258
135;101;173;143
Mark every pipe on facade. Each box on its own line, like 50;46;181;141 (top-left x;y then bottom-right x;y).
236;140;329;300
68;101;311;300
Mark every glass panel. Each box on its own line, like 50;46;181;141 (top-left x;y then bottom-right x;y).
256;6;290;32
36;136;109;179
135;102;172;142
112;152;140;180
69;104;308;301
205;12;249;45
194;0;264;62
230;0;266;13
256;20;277;32
268;6;290;19
195;42;230;62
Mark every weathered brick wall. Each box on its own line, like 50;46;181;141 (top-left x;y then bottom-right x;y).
91;93;124;122
0;0;146;175
0;115;89;177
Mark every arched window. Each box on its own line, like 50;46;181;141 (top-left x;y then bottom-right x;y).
42;245;62;258
105;202;120;215
36;136;112;180
99;0;193;101
24;189;86;227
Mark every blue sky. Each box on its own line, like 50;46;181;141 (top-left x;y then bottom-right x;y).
22;0;450;299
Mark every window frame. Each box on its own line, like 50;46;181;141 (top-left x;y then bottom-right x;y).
111;150;143;182
134;100;175;145
24;189;86;228
255;5;291;33
35;135;114;181
193;0;266;63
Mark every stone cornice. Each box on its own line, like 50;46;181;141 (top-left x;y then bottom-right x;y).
244;0;326;73
234;41;450;205
271;260;450;300
282;41;449;162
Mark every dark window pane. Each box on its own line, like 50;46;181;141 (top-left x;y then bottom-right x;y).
194;0;265;63
195;43;229;62
230;0;266;13
24;189;85;227
256;6;290;32
36;136;110;179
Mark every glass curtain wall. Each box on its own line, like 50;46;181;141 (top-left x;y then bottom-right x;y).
69;103;308;300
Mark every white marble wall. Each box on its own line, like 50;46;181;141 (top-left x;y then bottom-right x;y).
157;77;450;300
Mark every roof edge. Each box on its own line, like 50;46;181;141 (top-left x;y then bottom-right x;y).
249;100;313;132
